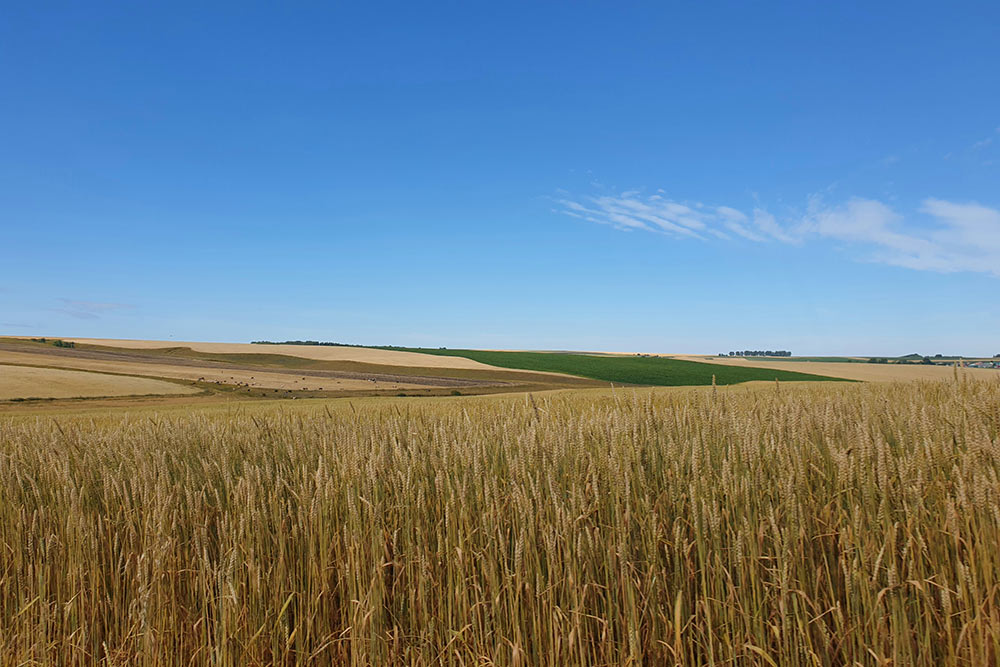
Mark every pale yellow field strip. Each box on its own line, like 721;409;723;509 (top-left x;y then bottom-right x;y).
57;338;496;370
0;351;431;392
674;355;999;382
0;365;200;400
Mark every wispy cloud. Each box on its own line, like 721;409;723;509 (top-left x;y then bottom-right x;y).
554;191;793;242
556;190;1000;278
797;197;1000;276
970;127;1000;151
53;299;134;320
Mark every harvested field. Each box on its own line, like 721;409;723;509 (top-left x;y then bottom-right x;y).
0;350;449;393
677;355;1000;382
0;340;594;397
0;364;198;400
57;338;496;369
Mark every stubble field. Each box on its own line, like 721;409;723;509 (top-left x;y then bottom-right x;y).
676;355;1000;383
0;338;602;405
2;377;998;665
0;364;199;400
62;338;496;370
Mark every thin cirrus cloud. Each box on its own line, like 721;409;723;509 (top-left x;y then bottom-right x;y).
555;190;1000;278
53;299;134;320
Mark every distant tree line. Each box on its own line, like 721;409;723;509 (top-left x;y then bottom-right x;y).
252;341;447;351
252;340;449;351
868;356;935;365
251;340;355;347
30;337;74;348
722;350;792;357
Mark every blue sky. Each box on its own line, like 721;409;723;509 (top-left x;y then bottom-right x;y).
2;2;998;355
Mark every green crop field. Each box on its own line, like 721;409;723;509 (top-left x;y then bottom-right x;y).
397;348;845;385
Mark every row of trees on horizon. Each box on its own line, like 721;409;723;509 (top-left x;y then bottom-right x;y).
722;350;792;357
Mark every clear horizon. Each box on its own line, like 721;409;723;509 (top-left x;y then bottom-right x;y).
2;2;998;356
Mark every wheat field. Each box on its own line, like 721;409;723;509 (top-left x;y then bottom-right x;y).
2;379;999;665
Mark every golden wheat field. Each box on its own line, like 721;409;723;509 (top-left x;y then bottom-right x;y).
2;379;999;665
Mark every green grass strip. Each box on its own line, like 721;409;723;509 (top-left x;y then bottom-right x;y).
392;349;846;386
